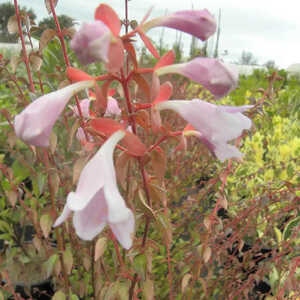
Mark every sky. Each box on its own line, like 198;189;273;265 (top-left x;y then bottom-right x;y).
13;0;300;69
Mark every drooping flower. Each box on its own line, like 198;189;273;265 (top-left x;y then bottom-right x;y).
70;21;111;65
14;81;94;147
156;99;252;162
53;130;135;249
142;9;216;41
70;4;124;72
156;58;238;99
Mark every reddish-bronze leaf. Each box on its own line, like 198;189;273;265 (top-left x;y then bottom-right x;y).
154;50;175;70
95;83;107;113
66;67;94;82
124;41;138;69
115;151;131;190
7;15;18;34
94;4;121;36
105;38;124;73
151;147;166;181
132;73;151;100
90;118;146;156
39;28;57;51
151;72;160;101
94;237;107;262
45;0;58;14
29;53;43;72
153;81;173;105
136;110;150;131
137;29;160;59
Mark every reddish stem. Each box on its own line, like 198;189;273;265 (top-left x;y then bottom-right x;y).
14;0;35;93
110;230;124;269
48;0;91;140
49;0;70;66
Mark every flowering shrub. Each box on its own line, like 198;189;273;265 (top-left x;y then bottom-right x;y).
0;1;299;299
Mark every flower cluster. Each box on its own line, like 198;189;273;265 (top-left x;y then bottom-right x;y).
13;4;252;249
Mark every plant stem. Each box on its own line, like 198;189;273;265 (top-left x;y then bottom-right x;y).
48;0;90;141
49;0;70;67
14;0;35;93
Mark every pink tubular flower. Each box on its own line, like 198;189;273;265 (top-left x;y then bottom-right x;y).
156;58;238;99
70;21;111;65
142;9;216;41
53;130;135;249
156;99;252;162
104;97;121;116
71;98;91;118
14;81;94;147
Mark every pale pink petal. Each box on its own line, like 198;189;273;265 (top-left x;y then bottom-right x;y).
14;81;93;147
104;97;121;116
73;189;107;240
156;58;238;99
71;21;111;65
76;127;86;142
67;130;125;211
53;204;72;227
143;9;216;41
103;183;133;224
71;99;91;118
110;210;135;249
158;99;252;161
55;130;135;247
213;142;243;162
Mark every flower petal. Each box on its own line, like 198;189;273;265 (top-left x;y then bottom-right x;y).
70;21;111;65
143;9;216;41
156;58;238;99
71;98;91;118
104;97;121;116
67;130;125;212
110;210;135;249
73;188;107;240
14;81;93;147
157;99;252;161
53;204;72;227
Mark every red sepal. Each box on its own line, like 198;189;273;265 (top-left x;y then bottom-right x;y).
94;4;121;36
137;28;160;59
90;118;146;157
154;50;175;70
67;67;94;82
153;81;173;105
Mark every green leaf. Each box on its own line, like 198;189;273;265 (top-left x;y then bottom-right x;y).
43;254;59;278
12;160;30;183
52;290;66;300
283;216;300;240
40;214;53;238
63;248;73;275
133;254;147;281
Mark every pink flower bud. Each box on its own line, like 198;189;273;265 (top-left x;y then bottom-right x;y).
70;21;111;65
143;9;216;41
104;97;121;116
14;81;94;147
71;98;91;118
157;99;252;162
54;130;135;249
156;58;238;99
